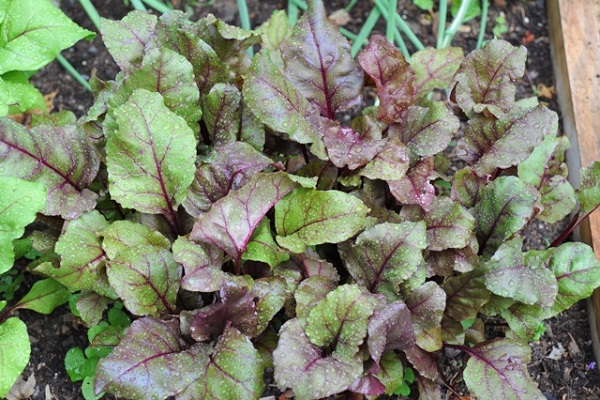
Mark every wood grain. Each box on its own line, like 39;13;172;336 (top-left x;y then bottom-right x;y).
547;0;600;362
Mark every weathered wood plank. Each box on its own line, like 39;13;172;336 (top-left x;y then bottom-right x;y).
547;0;600;362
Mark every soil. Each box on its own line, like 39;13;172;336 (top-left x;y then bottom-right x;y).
5;0;600;399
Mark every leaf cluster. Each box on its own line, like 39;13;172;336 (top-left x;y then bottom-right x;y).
1;0;600;399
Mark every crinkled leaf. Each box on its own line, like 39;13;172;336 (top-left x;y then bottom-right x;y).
177;325;264;400
389;102;459;158
357;35;416;123
243;217;289;269
172;236;226;293
427;238;479;276
518;135;574;223
443;269;491;321
406;282;446;351
388;157;436;210
463;338;545;400
273;318;363;400
101;220;170;260
451;40;526;118
474;176;539;257
0;119;99;219
106;89;196;220
340;221;426;293
275;188;370;253
458;105;557;177
190;172;298;265
367;300;415;364
424;197;475;251
410;47;464;98
106;245;181;317
100;11;157;72
76;291;112;327
577;161;600;216
201;83;241;145
13;278;69;314
94;317;203;399
37;210;113;295
404;345;440;381
0;317;30;398
484;238;557;306
295;276;338;322
0;0;94;74
191;282;257;340
183;142;272;216
281;0;363;118
253;277;287;335
243;50;327;159
323;124;386;170
0;177;45;274
361;135;410;181
451;166;485;208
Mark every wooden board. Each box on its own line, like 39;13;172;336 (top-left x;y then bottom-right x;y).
546;0;600;362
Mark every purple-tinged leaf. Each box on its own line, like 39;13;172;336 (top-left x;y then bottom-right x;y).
389;102;459;158
406;282;446;351
0;119;99;219
294;251;340;281
297;159;338;190
256;10;292;68
357;35;416;123
466;318;486;345
36;210;113;296
191;282;257;340
254;277;287;335
463;338;545;400
410;47;464;98
295;276;338;322
518;135;575;223
275;188;370;253
367;300;415;364
426;238;479;276
350;351;404;396
348;364;386;397
474;176;539;257
323;123;385;170
100;12;157;73
388;157;436;211
578;162;600;215
484;238;557;306
243;217;290;269
106;90;196;229
441;316;465;345
76;291;112;327
243;50;327;159
182;142;272;216
106;245;181;317
101;220;170;260
451;166;486;209
190;172;298;266
451;40;527;118
173;236;226;293
305;284;374;360
281;0;363;119
417;375;442;400
424;197;475;251
443;269;491;321
239;103;266;151
404;345;440;381
481;293;515;317
177;326;264;400
457;105;557;177
273;318;363;400
201;83;241;145
501;303;548;340
95;317;205;399
339;221;427;293
361;135;410;181
528;243;600;315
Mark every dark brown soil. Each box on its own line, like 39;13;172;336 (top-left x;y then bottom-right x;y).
7;0;600;399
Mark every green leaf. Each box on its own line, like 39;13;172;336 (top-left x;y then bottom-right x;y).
275;188;370;253
578;161;600;216
0;72;46;116
406;282;446;351
106;89;196;220
243;217;290;269
413;0;434;10
75;291;112;327
106;246;181;317
0;176;45;274
65;347;98;382
361;136;410;181
451;0;481;22
101;220;170;260
201;83;241;145
0;317;30;398
443;269;491;321
410;47;464;98
474;176;539;257
424;197;475;251
14;278;69;314
0;0;94;74
254;277;287;335
173;236;227;293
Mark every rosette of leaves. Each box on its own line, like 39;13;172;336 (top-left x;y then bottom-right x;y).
1;0;600;399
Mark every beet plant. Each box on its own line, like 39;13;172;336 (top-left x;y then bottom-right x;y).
1;0;600;399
